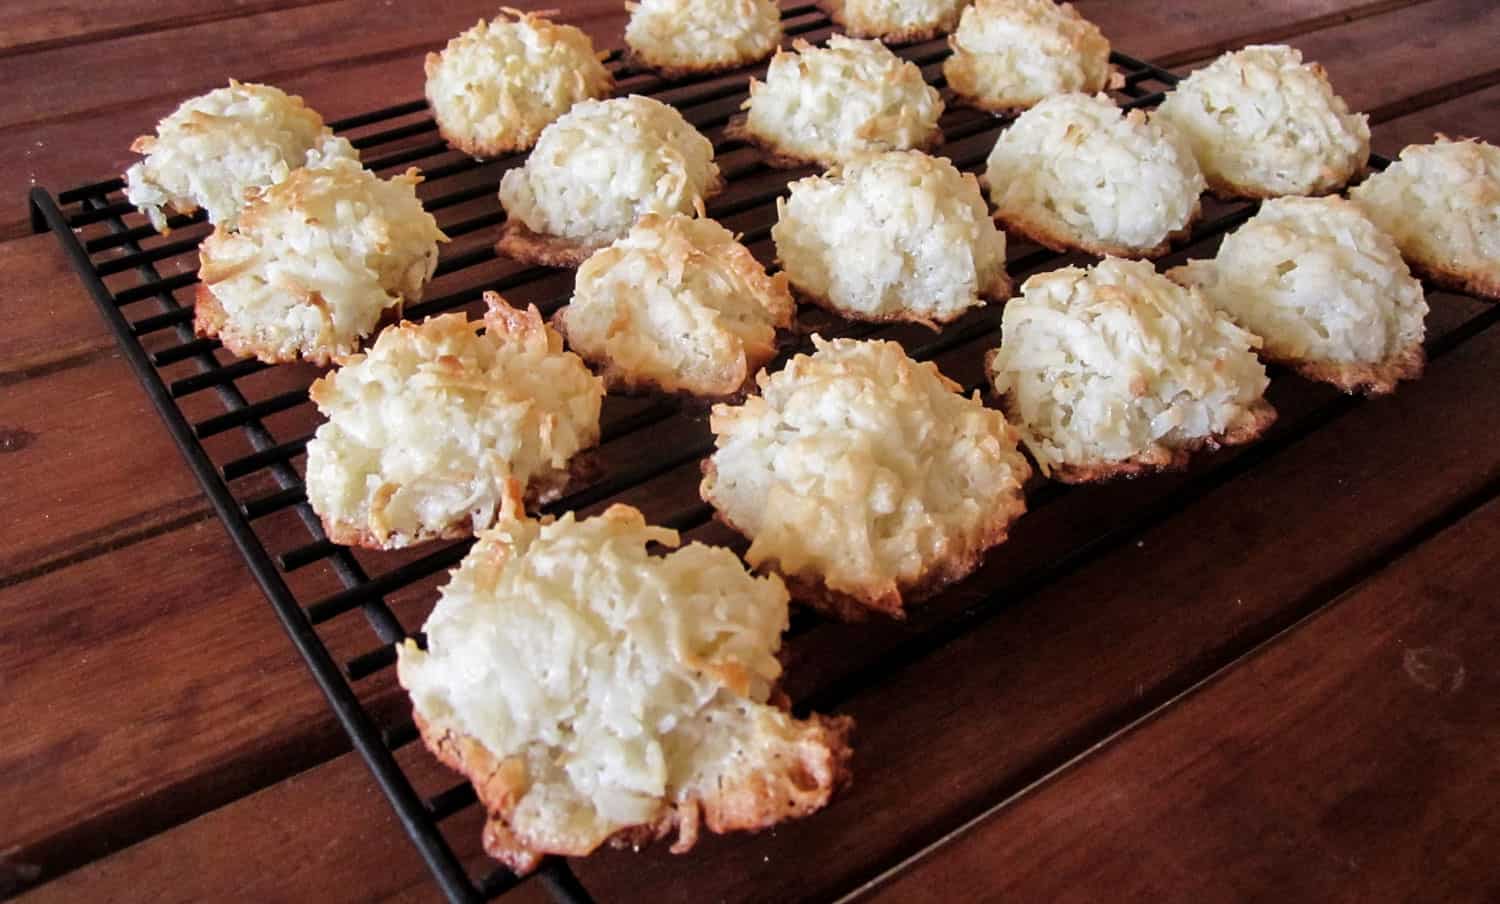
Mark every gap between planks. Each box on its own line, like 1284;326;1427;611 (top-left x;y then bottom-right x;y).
0;0;345;61
1150;0;1441;67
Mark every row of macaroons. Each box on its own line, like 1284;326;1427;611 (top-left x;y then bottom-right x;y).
421;1;1118;159
126;29;1371;260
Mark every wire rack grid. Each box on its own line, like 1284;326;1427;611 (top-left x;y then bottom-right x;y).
27;6;1397;901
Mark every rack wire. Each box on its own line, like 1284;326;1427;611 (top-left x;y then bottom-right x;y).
27;5;1416;901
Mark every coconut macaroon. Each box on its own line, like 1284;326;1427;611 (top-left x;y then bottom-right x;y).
988;257;1274;482
625;0;782;77
730;36;944;168
820;0;967;43
496;95;723;266
943;0;1116;114
424;9;613;158
557;214;794;397
1169;197;1427;396
702;336;1031;619
195;158;445;365
124;80;357;233
304;293;604;550
984;93;1204;258
1349;137;1500;301
1155;45;1370;199
397;502;853;873
772;150;1009;327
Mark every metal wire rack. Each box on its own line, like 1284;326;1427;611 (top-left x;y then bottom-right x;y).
27;5;1418;901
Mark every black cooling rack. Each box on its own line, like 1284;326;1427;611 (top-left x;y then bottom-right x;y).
27;6;1404;901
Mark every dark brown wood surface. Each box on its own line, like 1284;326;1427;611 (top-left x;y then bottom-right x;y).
2;1;1497;901
863;494;1500;904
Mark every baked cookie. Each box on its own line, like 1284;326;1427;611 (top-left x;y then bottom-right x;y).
125;80;356;233
195;158;445;365
625;0;782;77
730;36;944;168
1170;196;1426;396
1349;136;1500;301
771;150;1009;326
943;0;1117;114
304;293;604;550
425;9;613;158
819;0;967;43
988;256;1274;481
702;336;1031;619
496;95;723;266
984;92;1204;258
1155;44;1370;199
556;214;794;397
397;502;853;874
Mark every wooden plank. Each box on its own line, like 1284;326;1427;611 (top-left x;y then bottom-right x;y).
862;497;1500;904
0;353;213;584
1078;0;1435;67
1372;81;1500;153
0;234;115;380
0;0;338;58
27;292;1500;900
0;519;404;891
15;749;550;904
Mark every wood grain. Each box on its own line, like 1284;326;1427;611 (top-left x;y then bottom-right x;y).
0;0;339;57
1372;81;1500;152
0;519;406;890
0;234;115;380
862;496;1500;904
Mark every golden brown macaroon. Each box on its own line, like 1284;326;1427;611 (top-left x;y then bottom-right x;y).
194;158;445;365
988;256;1275;482
1155;45;1370;200
1169;197;1427;396
983;92;1204;258
728;36;944;169
943;0;1118;114
397;501;853;873
1349;136;1500;301
496;95;723;266
702;336;1031;619
624;0;782;77
304;293;604;550
124;80;357;233
819;0;967;43
771;150;1009;327
424;9;613;157
556;213;794;397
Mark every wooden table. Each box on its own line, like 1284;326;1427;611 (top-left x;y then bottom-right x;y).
4;2;1498;901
